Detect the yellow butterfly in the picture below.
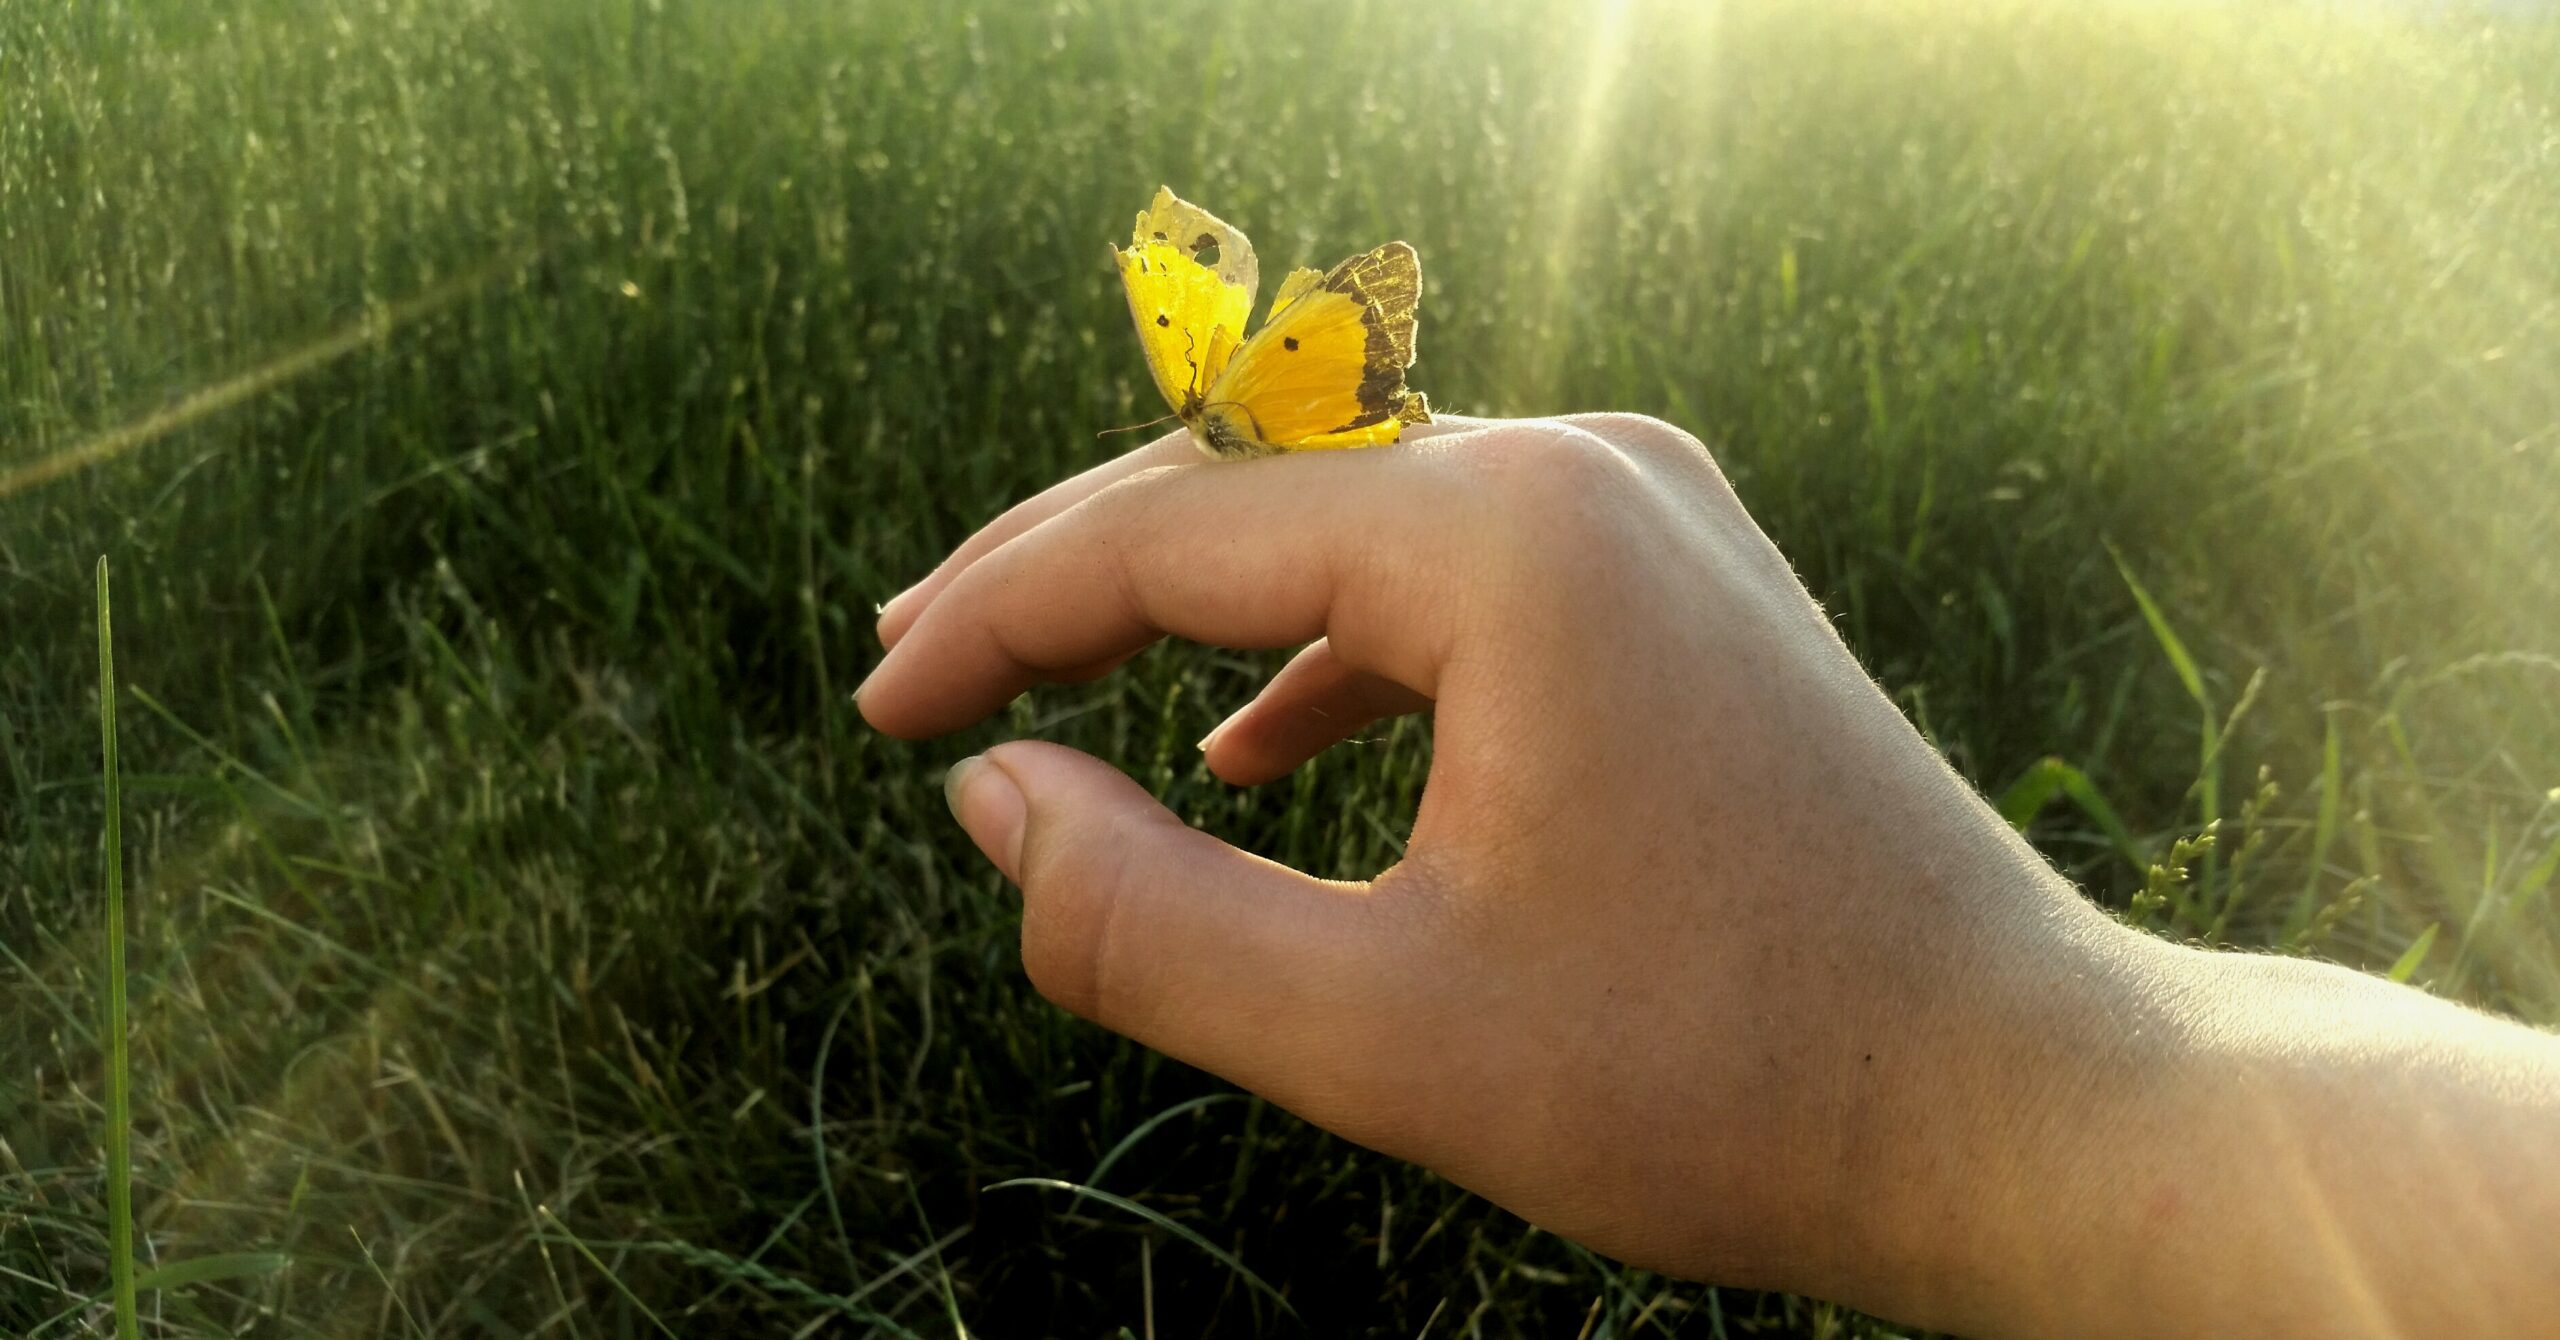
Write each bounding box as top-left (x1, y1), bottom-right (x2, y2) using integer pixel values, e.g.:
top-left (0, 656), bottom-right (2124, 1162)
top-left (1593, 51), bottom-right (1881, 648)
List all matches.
top-left (1111, 187), bottom-right (1430, 460)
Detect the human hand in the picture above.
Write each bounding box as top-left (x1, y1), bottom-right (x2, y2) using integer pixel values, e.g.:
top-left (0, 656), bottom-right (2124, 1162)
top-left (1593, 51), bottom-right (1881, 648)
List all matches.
top-left (860, 414), bottom-right (2128, 1318)
top-left (859, 416), bottom-right (2560, 1337)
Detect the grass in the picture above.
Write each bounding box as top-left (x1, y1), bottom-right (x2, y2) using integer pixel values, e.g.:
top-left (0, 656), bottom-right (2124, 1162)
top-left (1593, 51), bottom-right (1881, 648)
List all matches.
top-left (93, 560), bottom-right (136, 1339)
top-left (2, 0), bottom-right (2557, 1333)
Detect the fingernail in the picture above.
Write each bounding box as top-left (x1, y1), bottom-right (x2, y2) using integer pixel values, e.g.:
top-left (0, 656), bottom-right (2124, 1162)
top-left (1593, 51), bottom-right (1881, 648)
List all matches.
top-left (943, 753), bottom-right (1026, 879)
top-left (876, 583), bottom-right (924, 640)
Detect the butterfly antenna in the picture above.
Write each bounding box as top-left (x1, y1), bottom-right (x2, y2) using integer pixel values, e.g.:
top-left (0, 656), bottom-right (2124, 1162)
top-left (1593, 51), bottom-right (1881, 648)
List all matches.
top-left (1097, 412), bottom-right (1179, 440)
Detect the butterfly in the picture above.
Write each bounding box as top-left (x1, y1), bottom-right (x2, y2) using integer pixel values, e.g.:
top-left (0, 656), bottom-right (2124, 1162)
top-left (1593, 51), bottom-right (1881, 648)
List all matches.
top-left (1111, 187), bottom-right (1429, 460)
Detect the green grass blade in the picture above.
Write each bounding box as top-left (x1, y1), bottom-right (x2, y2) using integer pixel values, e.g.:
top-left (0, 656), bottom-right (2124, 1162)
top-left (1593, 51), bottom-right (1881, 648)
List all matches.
top-left (2110, 548), bottom-right (2208, 711)
top-left (525, 1233), bottom-right (934, 1335)
top-left (2111, 546), bottom-right (2224, 905)
top-left (985, 1178), bottom-right (1297, 1319)
top-left (132, 1252), bottom-right (292, 1292)
top-left (811, 994), bottom-right (861, 1281)
top-left (1994, 760), bottom-right (2068, 831)
top-left (1995, 756), bottom-right (2145, 870)
top-left (2387, 923), bottom-right (2440, 985)
top-left (2283, 714), bottom-right (2346, 943)
top-left (24, 1255), bottom-right (296, 1338)
top-left (536, 1208), bottom-right (680, 1340)
top-left (96, 555), bottom-right (139, 1340)
top-left (2512, 817), bottom-right (2560, 913)
top-left (903, 1181), bottom-right (972, 1338)
top-left (1088, 1093), bottom-right (1247, 1189)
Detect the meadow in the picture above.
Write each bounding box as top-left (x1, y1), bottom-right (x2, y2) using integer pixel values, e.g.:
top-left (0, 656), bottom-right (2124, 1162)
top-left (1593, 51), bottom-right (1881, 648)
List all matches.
top-left (4, 0), bottom-right (2557, 1334)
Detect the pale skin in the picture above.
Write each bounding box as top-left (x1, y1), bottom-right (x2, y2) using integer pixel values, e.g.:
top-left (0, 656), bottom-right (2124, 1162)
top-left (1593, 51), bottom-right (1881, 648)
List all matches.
top-left (858, 414), bottom-right (2560, 1338)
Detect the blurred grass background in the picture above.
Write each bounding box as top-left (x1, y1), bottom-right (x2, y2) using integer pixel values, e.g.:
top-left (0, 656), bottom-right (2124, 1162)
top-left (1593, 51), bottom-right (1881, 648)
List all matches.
top-left (3, 0), bottom-right (2556, 1333)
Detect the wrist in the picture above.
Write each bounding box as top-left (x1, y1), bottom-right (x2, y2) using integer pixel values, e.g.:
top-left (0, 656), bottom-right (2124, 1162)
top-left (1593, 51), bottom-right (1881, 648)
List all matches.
top-left (1852, 918), bottom-right (2560, 1339)
top-left (1815, 864), bottom-right (2196, 1337)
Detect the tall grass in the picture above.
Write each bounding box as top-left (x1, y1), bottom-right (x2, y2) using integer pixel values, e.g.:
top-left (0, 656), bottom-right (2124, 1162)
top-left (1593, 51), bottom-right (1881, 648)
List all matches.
top-left (2, 0), bottom-right (2556, 1334)
top-left (94, 559), bottom-right (136, 1339)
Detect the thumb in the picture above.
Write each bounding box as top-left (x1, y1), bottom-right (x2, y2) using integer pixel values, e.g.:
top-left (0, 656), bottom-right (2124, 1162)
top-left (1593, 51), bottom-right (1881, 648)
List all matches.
top-left (945, 740), bottom-right (1416, 1117)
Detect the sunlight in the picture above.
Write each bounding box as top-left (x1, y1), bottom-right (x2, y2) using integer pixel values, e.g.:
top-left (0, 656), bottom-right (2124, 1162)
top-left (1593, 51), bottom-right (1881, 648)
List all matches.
top-left (8, 0), bottom-right (2557, 1330)
top-left (1504, 0), bottom-right (1652, 408)
top-left (0, 256), bottom-right (522, 501)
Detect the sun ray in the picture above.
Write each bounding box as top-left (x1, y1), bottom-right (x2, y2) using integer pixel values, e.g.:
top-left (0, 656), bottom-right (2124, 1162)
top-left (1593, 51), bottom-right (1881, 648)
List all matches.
top-left (0, 253), bottom-right (528, 501)
top-left (1503, 0), bottom-right (1648, 411)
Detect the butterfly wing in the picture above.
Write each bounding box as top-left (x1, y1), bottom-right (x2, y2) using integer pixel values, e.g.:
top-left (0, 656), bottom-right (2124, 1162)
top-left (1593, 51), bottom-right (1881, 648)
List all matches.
top-left (1265, 266), bottom-right (1325, 321)
top-left (1196, 242), bottom-right (1430, 458)
top-left (1112, 188), bottom-right (1258, 419)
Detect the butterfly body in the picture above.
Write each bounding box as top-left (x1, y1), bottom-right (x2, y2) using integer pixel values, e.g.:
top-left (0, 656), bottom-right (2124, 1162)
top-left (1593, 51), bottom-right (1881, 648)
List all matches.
top-left (1113, 188), bottom-right (1429, 460)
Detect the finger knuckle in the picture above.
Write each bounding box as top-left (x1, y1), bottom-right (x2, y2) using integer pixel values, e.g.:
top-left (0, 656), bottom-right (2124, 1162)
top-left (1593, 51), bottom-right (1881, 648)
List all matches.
top-left (1085, 462), bottom-right (1190, 518)
top-left (1555, 411), bottom-right (1726, 477)
top-left (1462, 419), bottom-right (1643, 510)
top-left (1015, 810), bottom-right (1151, 1022)
top-left (1451, 421), bottom-right (1656, 585)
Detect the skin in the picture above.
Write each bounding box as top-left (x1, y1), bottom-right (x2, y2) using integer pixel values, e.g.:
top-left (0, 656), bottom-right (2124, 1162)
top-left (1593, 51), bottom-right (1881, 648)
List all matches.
top-left (858, 414), bottom-right (2560, 1338)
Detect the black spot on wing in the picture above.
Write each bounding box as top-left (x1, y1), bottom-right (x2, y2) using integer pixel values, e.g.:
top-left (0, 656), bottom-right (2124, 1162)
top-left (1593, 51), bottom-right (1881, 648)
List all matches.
top-left (1283, 337), bottom-right (1299, 351)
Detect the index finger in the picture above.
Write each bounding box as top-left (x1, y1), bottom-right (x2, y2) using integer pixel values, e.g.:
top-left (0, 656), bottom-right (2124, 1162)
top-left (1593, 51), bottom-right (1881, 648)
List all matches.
top-left (875, 427), bottom-right (1201, 647)
top-left (875, 415), bottom-right (1508, 648)
top-left (855, 430), bottom-right (1500, 740)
